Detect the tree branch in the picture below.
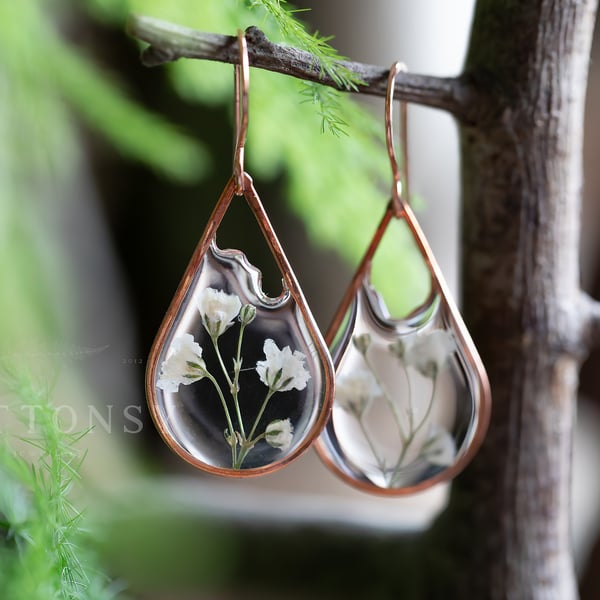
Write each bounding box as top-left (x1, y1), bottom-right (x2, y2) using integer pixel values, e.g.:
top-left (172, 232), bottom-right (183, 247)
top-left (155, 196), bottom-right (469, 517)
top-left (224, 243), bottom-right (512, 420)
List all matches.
top-left (126, 14), bottom-right (473, 120)
top-left (580, 292), bottom-right (600, 351)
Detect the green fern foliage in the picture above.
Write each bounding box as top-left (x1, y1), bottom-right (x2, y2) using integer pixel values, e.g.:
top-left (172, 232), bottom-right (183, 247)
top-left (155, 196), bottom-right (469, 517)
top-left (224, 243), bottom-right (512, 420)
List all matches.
top-left (0, 1), bottom-right (207, 184)
top-left (0, 369), bottom-right (121, 600)
top-left (247, 0), bottom-right (362, 89)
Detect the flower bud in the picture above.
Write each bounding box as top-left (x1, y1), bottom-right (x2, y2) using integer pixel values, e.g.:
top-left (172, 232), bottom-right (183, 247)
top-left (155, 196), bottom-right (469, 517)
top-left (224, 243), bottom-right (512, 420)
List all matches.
top-left (239, 304), bottom-right (257, 326)
top-left (389, 339), bottom-right (406, 359)
top-left (224, 429), bottom-right (237, 448)
top-left (352, 333), bottom-right (371, 355)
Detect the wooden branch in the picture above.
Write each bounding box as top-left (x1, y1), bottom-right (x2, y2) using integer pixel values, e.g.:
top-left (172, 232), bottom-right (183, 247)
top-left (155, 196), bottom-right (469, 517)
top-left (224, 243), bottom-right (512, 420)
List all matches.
top-left (126, 14), bottom-right (473, 120)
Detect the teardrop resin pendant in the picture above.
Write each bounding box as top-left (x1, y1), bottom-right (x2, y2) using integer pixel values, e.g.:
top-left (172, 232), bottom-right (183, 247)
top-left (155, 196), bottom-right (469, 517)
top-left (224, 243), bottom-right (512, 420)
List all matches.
top-left (315, 202), bottom-right (491, 494)
top-left (147, 173), bottom-right (334, 477)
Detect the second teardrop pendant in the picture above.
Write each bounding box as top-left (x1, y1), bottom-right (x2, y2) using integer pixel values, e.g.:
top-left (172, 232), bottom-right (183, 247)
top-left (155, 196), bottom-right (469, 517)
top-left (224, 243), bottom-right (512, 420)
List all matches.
top-left (145, 30), bottom-right (333, 477)
top-left (315, 62), bottom-right (491, 495)
top-left (147, 174), bottom-right (334, 476)
top-left (315, 202), bottom-right (491, 494)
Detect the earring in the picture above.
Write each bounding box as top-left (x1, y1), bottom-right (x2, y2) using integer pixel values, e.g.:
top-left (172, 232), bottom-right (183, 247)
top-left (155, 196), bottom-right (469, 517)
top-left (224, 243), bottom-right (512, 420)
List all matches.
top-left (146, 31), bottom-right (334, 477)
top-left (315, 63), bottom-right (491, 495)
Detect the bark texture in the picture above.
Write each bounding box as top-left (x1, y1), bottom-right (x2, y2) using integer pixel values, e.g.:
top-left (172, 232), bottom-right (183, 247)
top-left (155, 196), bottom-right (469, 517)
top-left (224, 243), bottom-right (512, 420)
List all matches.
top-left (433, 1), bottom-right (598, 598)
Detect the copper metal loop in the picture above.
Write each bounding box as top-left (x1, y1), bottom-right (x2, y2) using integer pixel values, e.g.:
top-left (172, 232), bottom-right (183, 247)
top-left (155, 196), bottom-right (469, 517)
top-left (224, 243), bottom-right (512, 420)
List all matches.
top-left (233, 30), bottom-right (249, 195)
top-left (385, 62), bottom-right (410, 217)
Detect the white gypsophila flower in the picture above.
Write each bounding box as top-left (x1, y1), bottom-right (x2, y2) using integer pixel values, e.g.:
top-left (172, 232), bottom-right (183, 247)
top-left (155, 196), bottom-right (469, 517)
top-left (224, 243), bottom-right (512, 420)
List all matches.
top-left (256, 338), bottom-right (311, 393)
top-left (265, 418), bottom-right (294, 451)
top-left (157, 333), bottom-right (207, 393)
top-left (421, 424), bottom-right (456, 467)
top-left (335, 369), bottom-right (381, 418)
top-left (403, 329), bottom-right (454, 378)
top-left (197, 287), bottom-right (242, 338)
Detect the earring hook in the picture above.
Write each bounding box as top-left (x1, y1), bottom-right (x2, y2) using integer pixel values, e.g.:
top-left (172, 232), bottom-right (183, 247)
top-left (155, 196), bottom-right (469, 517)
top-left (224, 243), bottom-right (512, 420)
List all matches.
top-left (385, 62), bottom-right (410, 216)
top-left (234, 29), bottom-right (249, 195)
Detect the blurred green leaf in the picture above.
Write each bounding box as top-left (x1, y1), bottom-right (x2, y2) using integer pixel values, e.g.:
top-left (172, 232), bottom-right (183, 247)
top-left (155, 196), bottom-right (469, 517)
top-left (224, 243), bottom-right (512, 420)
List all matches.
top-left (52, 44), bottom-right (212, 183)
top-left (0, 368), bottom-right (122, 600)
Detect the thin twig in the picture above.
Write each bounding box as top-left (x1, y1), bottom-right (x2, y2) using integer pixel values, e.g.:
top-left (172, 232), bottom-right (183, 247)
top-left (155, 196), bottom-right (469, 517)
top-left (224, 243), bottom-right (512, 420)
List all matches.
top-left (126, 14), bottom-right (473, 120)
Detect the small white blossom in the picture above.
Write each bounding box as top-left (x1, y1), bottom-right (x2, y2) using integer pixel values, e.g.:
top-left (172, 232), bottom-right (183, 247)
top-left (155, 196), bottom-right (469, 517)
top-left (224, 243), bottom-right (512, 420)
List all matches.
top-left (403, 329), bottom-right (454, 378)
top-left (157, 333), bottom-right (207, 393)
top-left (336, 369), bottom-right (381, 417)
top-left (197, 287), bottom-right (242, 338)
top-left (422, 424), bottom-right (456, 467)
top-left (256, 339), bottom-right (310, 393)
top-left (265, 418), bottom-right (294, 451)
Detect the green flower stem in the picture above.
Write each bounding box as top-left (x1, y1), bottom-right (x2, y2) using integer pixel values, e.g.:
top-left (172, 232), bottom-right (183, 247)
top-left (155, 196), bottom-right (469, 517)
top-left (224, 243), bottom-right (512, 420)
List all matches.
top-left (231, 322), bottom-right (248, 438)
top-left (210, 334), bottom-right (235, 392)
top-left (389, 376), bottom-right (438, 486)
top-left (209, 332), bottom-right (247, 440)
top-left (233, 432), bottom-right (267, 469)
top-left (400, 359), bottom-right (414, 433)
top-left (412, 375), bottom-right (438, 439)
top-left (361, 353), bottom-right (407, 443)
top-left (205, 371), bottom-right (237, 465)
top-left (247, 388), bottom-right (276, 442)
top-left (233, 389), bottom-right (276, 469)
top-left (358, 415), bottom-right (386, 473)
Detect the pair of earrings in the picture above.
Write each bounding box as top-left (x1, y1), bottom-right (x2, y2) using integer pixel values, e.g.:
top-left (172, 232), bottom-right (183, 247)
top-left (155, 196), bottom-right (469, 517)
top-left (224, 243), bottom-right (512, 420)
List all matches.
top-left (145, 32), bottom-right (491, 495)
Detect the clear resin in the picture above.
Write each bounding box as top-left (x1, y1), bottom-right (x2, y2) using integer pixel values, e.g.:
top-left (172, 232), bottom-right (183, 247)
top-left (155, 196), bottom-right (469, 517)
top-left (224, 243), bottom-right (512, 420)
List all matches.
top-left (317, 278), bottom-right (489, 493)
top-left (149, 241), bottom-right (331, 473)
top-left (147, 173), bottom-right (333, 477)
top-left (316, 67), bottom-right (491, 493)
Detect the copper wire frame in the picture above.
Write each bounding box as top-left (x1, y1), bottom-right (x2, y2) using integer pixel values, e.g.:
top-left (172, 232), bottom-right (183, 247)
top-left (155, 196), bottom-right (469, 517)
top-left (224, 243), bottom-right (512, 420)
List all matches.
top-left (314, 62), bottom-right (492, 496)
top-left (233, 31), bottom-right (249, 195)
top-left (145, 31), bottom-right (334, 478)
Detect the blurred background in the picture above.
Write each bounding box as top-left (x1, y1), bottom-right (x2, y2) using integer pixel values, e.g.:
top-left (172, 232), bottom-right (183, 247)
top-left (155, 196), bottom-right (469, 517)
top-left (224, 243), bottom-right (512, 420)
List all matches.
top-left (1, 1), bottom-right (600, 598)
